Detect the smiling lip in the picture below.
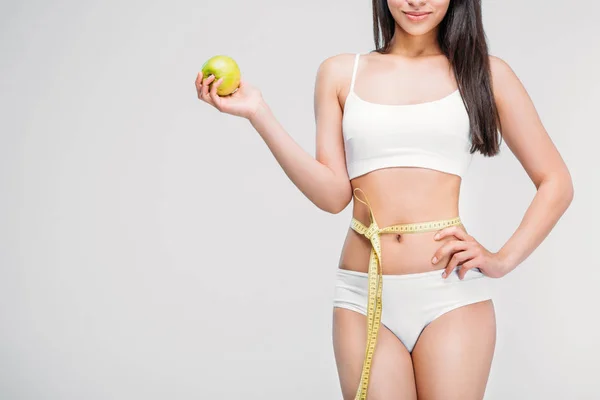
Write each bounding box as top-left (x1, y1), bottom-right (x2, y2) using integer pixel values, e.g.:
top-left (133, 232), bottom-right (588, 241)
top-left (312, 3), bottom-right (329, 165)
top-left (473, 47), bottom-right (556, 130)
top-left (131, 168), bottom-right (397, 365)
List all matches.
top-left (403, 11), bottom-right (431, 21)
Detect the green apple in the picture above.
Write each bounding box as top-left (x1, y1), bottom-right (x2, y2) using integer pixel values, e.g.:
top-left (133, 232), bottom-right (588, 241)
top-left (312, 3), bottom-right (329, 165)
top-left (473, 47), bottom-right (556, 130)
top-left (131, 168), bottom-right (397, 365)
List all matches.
top-left (201, 55), bottom-right (241, 96)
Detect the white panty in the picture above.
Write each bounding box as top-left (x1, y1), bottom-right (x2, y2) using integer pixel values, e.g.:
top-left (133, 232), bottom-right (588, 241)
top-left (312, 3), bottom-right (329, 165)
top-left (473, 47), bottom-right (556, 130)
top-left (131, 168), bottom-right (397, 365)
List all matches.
top-left (332, 266), bottom-right (493, 353)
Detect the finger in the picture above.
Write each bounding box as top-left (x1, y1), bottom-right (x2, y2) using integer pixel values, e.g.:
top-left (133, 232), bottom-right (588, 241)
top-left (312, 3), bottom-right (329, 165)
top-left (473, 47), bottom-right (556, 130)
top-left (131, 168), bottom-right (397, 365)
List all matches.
top-left (458, 259), bottom-right (480, 280)
top-left (434, 225), bottom-right (470, 242)
top-left (443, 249), bottom-right (476, 279)
top-left (202, 74), bottom-right (216, 99)
top-left (209, 77), bottom-right (223, 109)
top-left (201, 74), bottom-right (213, 95)
top-left (432, 239), bottom-right (470, 265)
top-left (202, 73), bottom-right (215, 85)
top-left (196, 73), bottom-right (205, 98)
top-left (195, 71), bottom-right (203, 90)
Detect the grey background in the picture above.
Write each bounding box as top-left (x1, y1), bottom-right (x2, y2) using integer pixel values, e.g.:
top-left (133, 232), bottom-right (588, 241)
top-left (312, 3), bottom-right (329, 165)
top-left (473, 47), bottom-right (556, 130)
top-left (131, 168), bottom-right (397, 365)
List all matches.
top-left (1, 0), bottom-right (598, 399)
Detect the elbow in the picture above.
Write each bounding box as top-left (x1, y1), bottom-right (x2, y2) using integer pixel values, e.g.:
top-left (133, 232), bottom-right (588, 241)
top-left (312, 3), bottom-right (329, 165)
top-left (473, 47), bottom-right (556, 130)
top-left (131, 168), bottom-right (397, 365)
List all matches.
top-left (545, 171), bottom-right (574, 210)
top-left (560, 168), bottom-right (575, 207)
top-left (319, 197), bottom-right (350, 214)
top-left (564, 179), bottom-right (574, 207)
top-left (328, 200), bottom-right (349, 214)
top-left (319, 188), bottom-right (352, 214)
top-left (313, 175), bottom-right (352, 214)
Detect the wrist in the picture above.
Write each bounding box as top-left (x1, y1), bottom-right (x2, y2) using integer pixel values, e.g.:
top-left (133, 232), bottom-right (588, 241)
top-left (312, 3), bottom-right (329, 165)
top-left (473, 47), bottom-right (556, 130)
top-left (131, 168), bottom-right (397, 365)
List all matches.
top-left (495, 249), bottom-right (516, 275)
top-left (248, 100), bottom-right (271, 125)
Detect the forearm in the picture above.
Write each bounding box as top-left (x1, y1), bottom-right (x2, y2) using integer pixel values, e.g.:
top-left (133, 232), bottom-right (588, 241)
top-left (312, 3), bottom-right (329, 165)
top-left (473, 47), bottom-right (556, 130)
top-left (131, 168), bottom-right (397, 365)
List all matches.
top-left (496, 174), bottom-right (574, 273)
top-left (248, 101), bottom-right (350, 213)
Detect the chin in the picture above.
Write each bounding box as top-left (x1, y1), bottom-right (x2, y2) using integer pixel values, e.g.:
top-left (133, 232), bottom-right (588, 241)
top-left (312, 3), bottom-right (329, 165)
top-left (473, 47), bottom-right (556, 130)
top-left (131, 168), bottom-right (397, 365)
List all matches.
top-left (399, 24), bottom-right (437, 36)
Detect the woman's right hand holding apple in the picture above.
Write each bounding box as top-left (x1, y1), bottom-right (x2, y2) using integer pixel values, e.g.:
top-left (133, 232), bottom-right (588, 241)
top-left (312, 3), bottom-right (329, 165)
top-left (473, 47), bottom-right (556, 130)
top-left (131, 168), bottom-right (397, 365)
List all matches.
top-left (195, 71), bottom-right (266, 121)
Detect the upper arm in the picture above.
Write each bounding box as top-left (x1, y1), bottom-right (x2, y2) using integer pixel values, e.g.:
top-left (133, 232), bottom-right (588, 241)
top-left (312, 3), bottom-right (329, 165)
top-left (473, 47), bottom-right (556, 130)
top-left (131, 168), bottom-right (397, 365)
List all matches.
top-left (313, 54), bottom-right (353, 208)
top-left (489, 55), bottom-right (573, 192)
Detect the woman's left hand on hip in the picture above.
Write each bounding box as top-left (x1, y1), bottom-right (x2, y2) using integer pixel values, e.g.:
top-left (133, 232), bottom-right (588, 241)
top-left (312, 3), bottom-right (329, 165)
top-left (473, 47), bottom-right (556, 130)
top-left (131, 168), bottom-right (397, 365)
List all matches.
top-left (431, 225), bottom-right (508, 279)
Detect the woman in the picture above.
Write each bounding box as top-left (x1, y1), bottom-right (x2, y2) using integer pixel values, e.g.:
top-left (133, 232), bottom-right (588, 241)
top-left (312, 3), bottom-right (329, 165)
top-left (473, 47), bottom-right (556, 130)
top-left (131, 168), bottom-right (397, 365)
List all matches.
top-left (195, 0), bottom-right (574, 398)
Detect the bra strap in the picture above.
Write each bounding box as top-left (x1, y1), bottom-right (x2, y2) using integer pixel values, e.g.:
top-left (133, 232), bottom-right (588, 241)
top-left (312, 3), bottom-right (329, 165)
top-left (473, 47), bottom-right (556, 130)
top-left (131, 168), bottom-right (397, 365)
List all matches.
top-left (349, 53), bottom-right (360, 93)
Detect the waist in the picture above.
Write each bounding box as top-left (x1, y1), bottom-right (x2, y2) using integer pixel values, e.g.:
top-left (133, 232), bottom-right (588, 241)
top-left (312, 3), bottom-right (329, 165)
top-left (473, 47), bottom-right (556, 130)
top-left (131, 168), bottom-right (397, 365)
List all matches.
top-left (340, 186), bottom-right (465, 275)
top-left (340, 222), bottom-right (465, 274)
top-left (350, 205), bottom-right (462, 233)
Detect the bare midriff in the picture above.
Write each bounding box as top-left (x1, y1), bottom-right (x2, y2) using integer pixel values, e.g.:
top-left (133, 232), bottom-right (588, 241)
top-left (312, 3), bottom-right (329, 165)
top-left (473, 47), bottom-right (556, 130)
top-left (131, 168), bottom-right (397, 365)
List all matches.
top-left (338, 166), bottom-right (469, 275)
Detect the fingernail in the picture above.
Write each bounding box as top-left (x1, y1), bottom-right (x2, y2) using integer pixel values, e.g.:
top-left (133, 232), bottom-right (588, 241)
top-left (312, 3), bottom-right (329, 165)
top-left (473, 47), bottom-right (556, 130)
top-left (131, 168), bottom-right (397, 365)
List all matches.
top-left (441, 271), bottom-right (446, 278)
top-left (434, 233), bottom-right (440, 240)
top-left (432, 256), bottom-right (438, 264)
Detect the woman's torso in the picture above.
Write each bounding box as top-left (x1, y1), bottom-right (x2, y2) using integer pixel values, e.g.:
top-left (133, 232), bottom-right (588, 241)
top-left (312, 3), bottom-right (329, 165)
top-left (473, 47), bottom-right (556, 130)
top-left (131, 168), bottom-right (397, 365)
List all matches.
top-left (338, 169), bottom-right (467, 274)
top-left (338, 51), bottom-right (472, 275)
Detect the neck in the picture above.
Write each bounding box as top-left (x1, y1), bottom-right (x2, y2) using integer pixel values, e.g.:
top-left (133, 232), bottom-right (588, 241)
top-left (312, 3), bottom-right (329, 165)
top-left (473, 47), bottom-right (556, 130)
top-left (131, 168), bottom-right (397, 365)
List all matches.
top-left (386, 27), bottom-right (442, 58)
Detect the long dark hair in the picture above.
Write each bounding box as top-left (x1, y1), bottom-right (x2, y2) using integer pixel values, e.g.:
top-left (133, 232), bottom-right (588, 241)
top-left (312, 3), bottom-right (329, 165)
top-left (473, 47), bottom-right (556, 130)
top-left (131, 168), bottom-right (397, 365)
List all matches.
top-left (371, 0), bottom-right (502, 156)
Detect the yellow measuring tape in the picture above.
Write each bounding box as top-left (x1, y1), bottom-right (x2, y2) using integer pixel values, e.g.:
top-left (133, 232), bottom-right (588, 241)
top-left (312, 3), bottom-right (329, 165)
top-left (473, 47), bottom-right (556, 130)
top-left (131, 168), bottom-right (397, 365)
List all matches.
top-left (349, 187), bottom-right (463, 400)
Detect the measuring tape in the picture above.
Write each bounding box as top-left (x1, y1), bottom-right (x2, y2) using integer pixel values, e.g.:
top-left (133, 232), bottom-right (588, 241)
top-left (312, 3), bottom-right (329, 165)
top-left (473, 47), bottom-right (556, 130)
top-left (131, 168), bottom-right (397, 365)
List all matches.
top-left (349, 187), bottom-right (463, 400)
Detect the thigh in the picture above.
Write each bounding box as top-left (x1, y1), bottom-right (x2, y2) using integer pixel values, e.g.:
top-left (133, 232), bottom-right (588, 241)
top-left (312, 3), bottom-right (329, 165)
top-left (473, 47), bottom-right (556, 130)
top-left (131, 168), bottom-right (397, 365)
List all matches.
top-left (332, 306), bottom-right (418, 400)
top-left (411, 299), bottom-right (496, 400)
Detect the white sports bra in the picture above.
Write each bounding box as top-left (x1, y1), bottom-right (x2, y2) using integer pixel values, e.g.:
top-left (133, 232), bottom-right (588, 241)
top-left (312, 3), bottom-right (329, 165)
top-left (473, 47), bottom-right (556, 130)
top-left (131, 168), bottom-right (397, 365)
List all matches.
top-left (342, 53), bottom-right (473, 180)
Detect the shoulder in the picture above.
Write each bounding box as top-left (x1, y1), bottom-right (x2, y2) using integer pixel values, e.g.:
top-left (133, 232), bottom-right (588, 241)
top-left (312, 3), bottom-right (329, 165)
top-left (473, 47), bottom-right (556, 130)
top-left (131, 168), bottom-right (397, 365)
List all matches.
top-left (488, 54), bottom-right (522, 101)
top-left (315, 53), bottom-right (359, 91)
top-left (488, 54), bottom-right (515, 80)
top-left (318, 53), bottom-right (357, 72)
